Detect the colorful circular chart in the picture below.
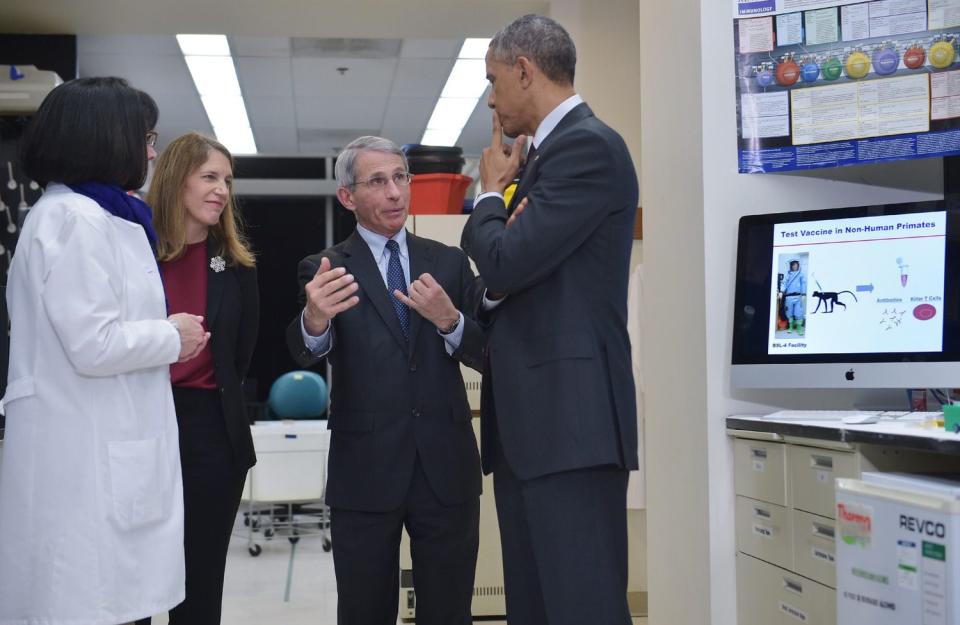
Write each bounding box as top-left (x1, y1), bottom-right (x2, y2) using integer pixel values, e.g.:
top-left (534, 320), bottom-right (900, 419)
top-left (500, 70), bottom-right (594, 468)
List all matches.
top-left (904, 46), bottom-right (926, 69)
top-left (801, 61), bottom-right (820, 82)
top-left (821, 57), bottom-right (842, 80)
top-left (845, 51), bottom-right (871, 78)
top-left (929, 40), bottom-right (956, 68)
top-left (872, 48), bottom-right (899, 75)
top-left (776, 59), bottom-right (801, 86)
top-left (756, 68), bottom-right (775, 87)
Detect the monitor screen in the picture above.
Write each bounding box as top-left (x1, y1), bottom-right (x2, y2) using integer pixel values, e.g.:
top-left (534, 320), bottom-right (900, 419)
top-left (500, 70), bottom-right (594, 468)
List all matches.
top-left (732, 201), bottom-right (960, 388)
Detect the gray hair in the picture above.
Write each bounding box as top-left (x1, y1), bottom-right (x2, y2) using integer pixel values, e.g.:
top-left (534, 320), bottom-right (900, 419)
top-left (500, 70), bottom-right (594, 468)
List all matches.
top-left (488, 14), bottom-right (576, 85)
top-left (335, 135), bottom-right (408, 188)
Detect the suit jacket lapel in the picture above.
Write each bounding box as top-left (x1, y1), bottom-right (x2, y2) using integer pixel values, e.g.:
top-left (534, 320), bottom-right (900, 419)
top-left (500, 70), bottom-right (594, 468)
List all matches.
top-left (405, 232), bottom-right (433, 349)
top-left (342, 230), bottom-right (409, 351)
top-left (509, 102), bottom-right (594, 213)
top-left (206, 236), bottom-right (225, 328)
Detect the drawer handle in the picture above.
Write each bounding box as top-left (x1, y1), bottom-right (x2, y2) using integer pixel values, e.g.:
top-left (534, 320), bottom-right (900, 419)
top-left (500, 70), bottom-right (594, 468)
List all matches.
top-left (754, 506), bottom-right (772, 519)
top-left (783, 578), bottom-right (804, 595)
top-left (751, 447), bottom-right (768, 460)
top-left (813, 523), bottom-right (835, 539)
top-left (811, 455), bottom-right (833, 470)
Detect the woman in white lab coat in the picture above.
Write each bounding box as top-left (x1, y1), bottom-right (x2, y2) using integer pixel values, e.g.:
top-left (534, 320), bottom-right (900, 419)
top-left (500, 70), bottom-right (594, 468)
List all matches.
top-left (0, 77), bottom-right (210, 625)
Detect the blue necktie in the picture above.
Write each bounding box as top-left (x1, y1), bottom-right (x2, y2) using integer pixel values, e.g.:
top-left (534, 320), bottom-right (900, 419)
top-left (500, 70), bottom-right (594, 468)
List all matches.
top-left (386, 239), bottom-right (410, 338)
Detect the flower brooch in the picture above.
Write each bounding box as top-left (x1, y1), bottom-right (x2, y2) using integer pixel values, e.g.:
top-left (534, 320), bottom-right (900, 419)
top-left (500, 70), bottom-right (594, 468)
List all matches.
top-left (210, 256), bottom-right (226, 273)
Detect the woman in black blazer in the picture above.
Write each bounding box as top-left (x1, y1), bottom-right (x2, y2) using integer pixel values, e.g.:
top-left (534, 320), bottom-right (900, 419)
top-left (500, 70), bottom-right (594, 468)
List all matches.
top-left (146, 132), bottom-right (259, 624)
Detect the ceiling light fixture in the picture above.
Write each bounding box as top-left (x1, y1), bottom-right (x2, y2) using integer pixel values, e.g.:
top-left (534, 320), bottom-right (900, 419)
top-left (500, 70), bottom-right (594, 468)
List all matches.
top-left (419, 38), bottom-right (491, 147)
top-left (177, 34), bottom-right (257, 154)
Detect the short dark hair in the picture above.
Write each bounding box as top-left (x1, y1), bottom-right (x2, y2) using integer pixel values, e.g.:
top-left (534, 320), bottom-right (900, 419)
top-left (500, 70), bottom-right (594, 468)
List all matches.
top-left (20, 77), bottom-right (158, 190)
top-left (489, 14), bottom-right (577, 85)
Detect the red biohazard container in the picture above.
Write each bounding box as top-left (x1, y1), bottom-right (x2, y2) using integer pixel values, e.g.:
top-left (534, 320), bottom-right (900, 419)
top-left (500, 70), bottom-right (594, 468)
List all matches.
top-left (409, 173), bottom-right (473, 215)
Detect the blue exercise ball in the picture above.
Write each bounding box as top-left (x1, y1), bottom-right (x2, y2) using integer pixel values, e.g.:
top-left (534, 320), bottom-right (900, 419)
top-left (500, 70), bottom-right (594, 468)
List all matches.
top-left (268, 370), bottom-right (328, 419)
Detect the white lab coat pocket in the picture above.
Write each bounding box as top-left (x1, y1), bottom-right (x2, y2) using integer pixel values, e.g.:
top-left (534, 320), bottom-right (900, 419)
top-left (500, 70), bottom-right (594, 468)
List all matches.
top-left (107, 437), bottom-right (171, 531)
top-left (2, 375), bottom-right (35, 405)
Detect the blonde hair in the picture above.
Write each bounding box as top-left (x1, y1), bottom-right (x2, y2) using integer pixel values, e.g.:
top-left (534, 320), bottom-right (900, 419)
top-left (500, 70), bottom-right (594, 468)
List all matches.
top-left (148, 132), bottom-right (255, 267)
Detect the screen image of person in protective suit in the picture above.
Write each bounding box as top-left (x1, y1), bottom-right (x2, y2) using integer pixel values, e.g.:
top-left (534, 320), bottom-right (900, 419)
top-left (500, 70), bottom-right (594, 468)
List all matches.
top-left (781, 259), bottom-right (806, 335)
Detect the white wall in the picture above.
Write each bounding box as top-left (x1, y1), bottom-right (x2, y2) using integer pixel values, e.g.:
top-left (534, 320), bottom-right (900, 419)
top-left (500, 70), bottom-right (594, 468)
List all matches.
top-left (641, 1), bottom-right (943, 624)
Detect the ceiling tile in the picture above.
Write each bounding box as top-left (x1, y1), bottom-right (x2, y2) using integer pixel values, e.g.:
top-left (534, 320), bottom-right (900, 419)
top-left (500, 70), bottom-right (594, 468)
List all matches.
top-left (230, 36), bottom-right (291, 58)
top-left (380, 126), bottom-right (432, 147)
top-left (237, 57), bottom-right (293, 97)
top-left (79, 53), bottom-right (196, 95)
top-left (389, 58), bottom-right (452, 99)
top-left (400, 39), bottom-right (462, 59)
top-left (245, 96), bottom-right (296, 127)
top-left (249, 125), bottom-right (299, 155)
top-left (291, 57), bottom-right (396, 99)
top-left (78, 34), bottom-right (181, 56)
top-left (381, 97), bottom-right (435, 130)
top-left (292, 38), bottom-right (402, 59)
top-left (294, 95), bottom-right (387, 129)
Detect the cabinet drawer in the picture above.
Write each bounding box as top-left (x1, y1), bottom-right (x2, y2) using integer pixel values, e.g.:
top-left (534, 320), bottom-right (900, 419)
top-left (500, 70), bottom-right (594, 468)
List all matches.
top-left (792, 509), bottom-right (837, 588)
top-left (736, 553), bottom-right (783, 625)
top-left (734, 438), bottom-right (788, 505)
top-left (737, 553), bottom-right (837, 625)
top-left (789, 445), bottom-right (858, 518)
top-left (735, 495), bottom-right (793, 570)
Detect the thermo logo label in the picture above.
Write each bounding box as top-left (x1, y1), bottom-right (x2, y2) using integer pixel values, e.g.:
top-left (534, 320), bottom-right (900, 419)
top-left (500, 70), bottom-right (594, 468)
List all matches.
top-left (838, 501), bottom-right (873, 547)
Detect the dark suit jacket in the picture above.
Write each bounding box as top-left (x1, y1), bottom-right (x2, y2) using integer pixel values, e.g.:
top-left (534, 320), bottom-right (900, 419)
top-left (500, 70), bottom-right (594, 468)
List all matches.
top-left (286, 229), bottom-right (484, 512)
top-left (461, 102), bottom-right (639, 481)
top-left (201, 237), bottom-right (259, 472)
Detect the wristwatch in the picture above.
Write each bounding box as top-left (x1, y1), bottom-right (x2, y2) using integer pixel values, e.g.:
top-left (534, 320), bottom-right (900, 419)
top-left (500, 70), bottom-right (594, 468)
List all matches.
top-left (439, 315), bottom-right (460, 335)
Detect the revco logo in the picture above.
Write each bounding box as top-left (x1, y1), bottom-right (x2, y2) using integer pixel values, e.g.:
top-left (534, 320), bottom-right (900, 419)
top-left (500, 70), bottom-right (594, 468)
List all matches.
top-left (900, 515), bottom-right (946, 538)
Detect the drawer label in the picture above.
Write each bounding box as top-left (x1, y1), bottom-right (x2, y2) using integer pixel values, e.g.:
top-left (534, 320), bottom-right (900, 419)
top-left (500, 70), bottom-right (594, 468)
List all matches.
top-left (753, 460), bottom-right (765, 472)
top-left (812, 546), bottom-right (835, 563)
top-left (779, 601), bottom-right (808, 622)
top-left (753, 523), bottom-right (774, 539)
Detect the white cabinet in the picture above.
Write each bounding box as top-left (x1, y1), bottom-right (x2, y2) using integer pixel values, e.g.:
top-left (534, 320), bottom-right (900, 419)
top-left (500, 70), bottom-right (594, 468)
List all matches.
top-left (241, 420), bottom-right (329, 503)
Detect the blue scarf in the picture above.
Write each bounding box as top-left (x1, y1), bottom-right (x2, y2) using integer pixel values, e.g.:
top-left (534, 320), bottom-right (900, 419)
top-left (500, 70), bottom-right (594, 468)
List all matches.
top-left (67, 182), bottom-right (159, 252)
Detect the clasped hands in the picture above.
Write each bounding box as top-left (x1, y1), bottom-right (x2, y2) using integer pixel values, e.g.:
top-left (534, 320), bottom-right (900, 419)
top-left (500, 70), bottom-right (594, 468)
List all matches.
top-left (303, 257), bottom-right (459, 334)
top-left (168, 313), bottom-right (210, 363)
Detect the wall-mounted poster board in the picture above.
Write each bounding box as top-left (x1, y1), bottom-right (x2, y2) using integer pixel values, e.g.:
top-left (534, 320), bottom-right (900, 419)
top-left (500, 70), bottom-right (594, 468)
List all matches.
top-left (735, 0), bottom-right (960, 172)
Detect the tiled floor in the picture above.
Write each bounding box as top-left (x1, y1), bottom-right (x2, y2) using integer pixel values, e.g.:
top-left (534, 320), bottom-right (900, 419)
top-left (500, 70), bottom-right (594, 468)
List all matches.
top-left (148, 525), bottom-right (647, 624)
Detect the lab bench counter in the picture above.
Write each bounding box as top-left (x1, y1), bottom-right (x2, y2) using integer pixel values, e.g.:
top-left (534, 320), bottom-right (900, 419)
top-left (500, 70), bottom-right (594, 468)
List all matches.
top-left (727, 413), bottom-right (960, 455)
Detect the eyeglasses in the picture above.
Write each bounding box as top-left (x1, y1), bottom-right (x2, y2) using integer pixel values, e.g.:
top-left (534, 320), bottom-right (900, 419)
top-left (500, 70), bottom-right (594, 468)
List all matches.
top-left (352, 172), bottom-right (413, 190)
top-left (146, 131), bottom-right (159, 148)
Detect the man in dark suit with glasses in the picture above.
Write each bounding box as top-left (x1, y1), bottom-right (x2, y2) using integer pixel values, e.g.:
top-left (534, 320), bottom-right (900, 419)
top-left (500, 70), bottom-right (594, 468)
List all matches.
top-left (287, 135), bottom-right (484, 625)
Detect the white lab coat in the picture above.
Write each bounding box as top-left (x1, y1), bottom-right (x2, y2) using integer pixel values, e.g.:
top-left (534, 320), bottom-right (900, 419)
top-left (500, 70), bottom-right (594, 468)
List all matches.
top-left (0, 184), bottom-right (184, 625)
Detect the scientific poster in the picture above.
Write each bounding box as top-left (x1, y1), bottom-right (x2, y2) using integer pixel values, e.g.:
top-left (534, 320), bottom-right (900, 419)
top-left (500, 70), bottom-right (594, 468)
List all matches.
top-left (734, 0), bottom-right (960, 172)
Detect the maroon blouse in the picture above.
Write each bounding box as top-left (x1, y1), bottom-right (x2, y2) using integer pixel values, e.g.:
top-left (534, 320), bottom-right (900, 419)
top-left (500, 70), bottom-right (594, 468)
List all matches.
top-left (162, 241), bottom-right (217, 389)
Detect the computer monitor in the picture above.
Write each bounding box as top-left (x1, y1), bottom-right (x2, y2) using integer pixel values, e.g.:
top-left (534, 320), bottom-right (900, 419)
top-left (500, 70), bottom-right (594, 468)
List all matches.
top-left (732, 201), bottom-right (960, 388)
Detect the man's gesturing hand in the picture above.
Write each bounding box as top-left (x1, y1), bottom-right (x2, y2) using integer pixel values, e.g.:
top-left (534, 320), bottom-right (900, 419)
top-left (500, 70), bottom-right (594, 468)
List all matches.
top-left (303, 256), bottom-right (360, 335)
top-left (394, 273), bottom-right (459, 332)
